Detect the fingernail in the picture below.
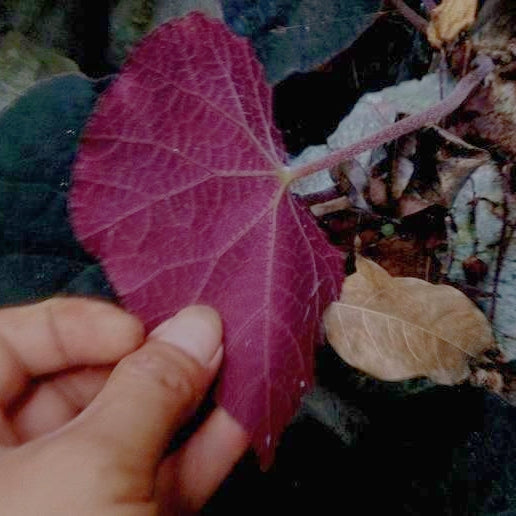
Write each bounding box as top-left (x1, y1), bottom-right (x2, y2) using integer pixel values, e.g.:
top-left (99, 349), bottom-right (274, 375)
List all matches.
top-left (149, 305), bottom-right (223, 367)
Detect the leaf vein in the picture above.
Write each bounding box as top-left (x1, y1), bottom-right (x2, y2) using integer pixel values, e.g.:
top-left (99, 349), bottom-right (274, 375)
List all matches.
top-left (335, 303), bottom-right (476, 357)
top-left (130, 58), bottom-right (281, 169)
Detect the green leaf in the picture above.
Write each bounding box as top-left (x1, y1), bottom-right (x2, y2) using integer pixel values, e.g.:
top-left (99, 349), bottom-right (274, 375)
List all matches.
top-left (0, 74), bottom-right (113, 305)
top-left (224, 0), bottom-right (383, 83)
top-left (108, 0), bottom-right (384, 82)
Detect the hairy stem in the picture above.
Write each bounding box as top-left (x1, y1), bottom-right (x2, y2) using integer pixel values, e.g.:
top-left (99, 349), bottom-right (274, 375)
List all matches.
top-left (290, 56), bottom-right (494, 182)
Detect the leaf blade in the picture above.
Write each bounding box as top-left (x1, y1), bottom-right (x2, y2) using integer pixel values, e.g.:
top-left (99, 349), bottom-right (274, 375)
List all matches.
top-left (324, 256), bottom-right (495, 384)
top-left (70, 12), bottom-right (342, 465)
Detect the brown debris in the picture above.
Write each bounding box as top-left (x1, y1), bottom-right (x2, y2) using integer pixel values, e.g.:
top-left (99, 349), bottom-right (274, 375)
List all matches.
top-left (427, 0), bottom-right (478, 48)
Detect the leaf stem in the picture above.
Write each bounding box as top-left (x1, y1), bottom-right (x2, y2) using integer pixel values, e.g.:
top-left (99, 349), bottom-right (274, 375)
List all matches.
top-left (289, 56), bottom-right (494, 182)
top-left (421, 0), bottom-right (437, 12)
top-left (388, 0), bottom-right (429, 33)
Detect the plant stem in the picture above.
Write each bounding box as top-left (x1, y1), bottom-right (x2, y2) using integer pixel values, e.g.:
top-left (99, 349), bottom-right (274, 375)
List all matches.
top-left (388, 0), bottom-right (429, 33)
top-left (422, 0), bottom-right (437, 12)
top-left (489, 166), bottom-right (515, 322)
top-left (297, 185), bottom-right (342, 206)
top-left (290, 56), bottom-right (494, 182)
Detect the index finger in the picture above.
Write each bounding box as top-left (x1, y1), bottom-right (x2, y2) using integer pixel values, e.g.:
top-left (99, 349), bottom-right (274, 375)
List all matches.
top-left (0, 297), bottom-right (144, 408)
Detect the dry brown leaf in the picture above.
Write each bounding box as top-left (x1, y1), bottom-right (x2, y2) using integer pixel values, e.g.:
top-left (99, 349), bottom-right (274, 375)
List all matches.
top-left (371, 236), bottom-right (438, 280)
top-left (431, 126), bottom-right (490, 205)
top-left (427, 0), bottom-right (478, 48)
top-left (323, 255), bottom-right (495, 384)
top-left (391, 156), bottom-right (415, 200)
top-left (395, 127), bottom-right (488, 217)
top-left (398, 193), bottom-right (434, 218)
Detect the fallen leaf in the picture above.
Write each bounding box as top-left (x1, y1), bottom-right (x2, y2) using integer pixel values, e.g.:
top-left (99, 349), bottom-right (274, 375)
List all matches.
top-left (397, 127), bottom-right (489, 217)
top-left (446, 162), bottom-right (516, 361)
top-left (445, 0), bottom-right (516, 167)
top-left (70, 12), bottom-right (342, 467)
top-left (367, 169), bottom-right (389, 208)
top-left (398, 192), bottom-right (435, 217)
top-left (290, 71), bottom-right (455, 211)
top-left (391, 156), bottom-right (415, 200)
top-left (427, 0), bottom-right (478, 48)
top-left (367, 234), bottom-right (440, 280)
top-left (324, 255), bottom-right (495, 384)
top-left (428, 126), bottom-right (490, 206)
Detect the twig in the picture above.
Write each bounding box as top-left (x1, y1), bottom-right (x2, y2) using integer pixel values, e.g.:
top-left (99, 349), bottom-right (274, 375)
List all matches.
top-left (422, 0), bottom-right (437, 12)
top-left (297, 185), bottom-right (342, 206)
top-left (290, 56), bottom-right (495, 181)
top-left (489, 165), bottom-right (516, 322)
top-left (388, 0), bottom-right (429, 33)
top-left (439, 50), bottom-right (446, 100)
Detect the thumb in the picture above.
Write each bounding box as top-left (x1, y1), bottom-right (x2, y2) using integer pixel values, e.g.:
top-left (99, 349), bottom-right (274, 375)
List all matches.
top-left (69, 305), bottom-right (223, 471)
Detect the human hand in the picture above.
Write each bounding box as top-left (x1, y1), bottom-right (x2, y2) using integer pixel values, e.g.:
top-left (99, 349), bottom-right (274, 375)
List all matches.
top-left (0, 298), bottom-right (249, 515)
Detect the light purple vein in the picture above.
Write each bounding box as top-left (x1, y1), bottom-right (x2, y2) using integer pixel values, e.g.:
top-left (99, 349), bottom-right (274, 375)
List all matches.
top-left (129, 58), bottom-right (281, 169)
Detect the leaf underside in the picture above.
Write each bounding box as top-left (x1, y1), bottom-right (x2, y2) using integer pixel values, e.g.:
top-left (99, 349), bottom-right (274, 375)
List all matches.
top-left (70, 12), bottom-right (342, 466)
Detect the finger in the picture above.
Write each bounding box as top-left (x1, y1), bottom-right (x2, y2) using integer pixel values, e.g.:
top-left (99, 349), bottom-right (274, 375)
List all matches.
top-left (0, 297), bottom-right (143, 408)
top-left (10, 367), bottom-right (112, 443)
top-left (156, 407), bottom-right (250, 513)
top-left (67, 305), bottom-right (223, 474)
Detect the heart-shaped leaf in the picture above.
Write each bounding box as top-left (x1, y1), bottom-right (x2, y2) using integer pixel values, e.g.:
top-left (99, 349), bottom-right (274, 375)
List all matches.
top-left (70, 12), bottom-right (343, 465)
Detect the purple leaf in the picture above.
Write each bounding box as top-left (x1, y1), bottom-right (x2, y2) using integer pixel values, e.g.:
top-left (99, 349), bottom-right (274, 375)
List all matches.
top-left (70, 12), bottom-right (342, 466)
